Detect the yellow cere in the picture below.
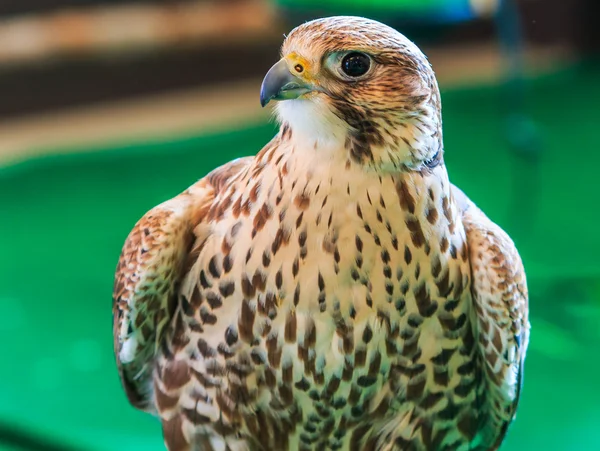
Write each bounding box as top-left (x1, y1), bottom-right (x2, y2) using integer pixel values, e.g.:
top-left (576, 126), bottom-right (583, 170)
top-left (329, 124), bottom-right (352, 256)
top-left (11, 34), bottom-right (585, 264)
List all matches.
top-left (285, 52), bottom-right (317, 83)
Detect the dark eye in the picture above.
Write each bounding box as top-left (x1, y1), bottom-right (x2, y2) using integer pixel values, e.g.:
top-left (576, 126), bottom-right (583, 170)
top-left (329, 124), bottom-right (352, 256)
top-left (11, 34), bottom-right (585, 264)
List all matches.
top-left (341, 52), bottom-right (371, 78)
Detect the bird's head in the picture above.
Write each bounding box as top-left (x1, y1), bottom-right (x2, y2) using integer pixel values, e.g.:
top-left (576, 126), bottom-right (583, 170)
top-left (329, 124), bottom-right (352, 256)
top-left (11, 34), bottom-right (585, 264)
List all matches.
top-left (261, 16), bottom-right (443, 172)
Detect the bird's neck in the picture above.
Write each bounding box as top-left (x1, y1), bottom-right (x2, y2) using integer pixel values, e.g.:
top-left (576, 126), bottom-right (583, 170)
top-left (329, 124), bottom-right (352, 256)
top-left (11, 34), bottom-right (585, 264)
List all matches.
top-left (245, 129), bottom-right (461, 281)
top-left (253, 126), bottom-right (452, 210)
top-left (274, 98), bottom-right (443, 172)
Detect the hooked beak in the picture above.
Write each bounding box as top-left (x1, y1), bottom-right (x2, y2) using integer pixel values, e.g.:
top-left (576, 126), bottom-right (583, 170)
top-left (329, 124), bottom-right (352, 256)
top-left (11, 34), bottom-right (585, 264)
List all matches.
top-left (260, 58), bottom-right (313, 107)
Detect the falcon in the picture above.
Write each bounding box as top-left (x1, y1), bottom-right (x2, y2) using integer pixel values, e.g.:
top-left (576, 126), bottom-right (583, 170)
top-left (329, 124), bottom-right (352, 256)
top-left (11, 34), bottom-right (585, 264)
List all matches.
top-left (113, 16), bottom-right (529, 451)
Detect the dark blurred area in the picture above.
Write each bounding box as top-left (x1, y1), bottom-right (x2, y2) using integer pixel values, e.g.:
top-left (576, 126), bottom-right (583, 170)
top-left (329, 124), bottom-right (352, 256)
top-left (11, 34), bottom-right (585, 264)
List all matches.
top-left (0, 1), bottom-right (598, 451)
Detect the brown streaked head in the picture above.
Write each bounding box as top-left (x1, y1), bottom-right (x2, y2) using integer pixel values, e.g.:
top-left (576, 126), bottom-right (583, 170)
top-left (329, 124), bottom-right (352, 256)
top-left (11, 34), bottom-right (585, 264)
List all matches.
top-left (260, 16), bottom-right (444, 172)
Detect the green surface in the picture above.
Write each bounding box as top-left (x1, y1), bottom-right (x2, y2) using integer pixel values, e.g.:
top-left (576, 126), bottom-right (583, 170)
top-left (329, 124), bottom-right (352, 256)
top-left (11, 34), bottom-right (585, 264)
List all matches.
top-left (1, 63), bottom-right (599, 450)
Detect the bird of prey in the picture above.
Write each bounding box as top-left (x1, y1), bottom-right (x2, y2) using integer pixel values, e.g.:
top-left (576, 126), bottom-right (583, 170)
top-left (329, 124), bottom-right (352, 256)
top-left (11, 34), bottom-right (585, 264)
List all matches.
top-left (113, 16), bottom-right (529, 451)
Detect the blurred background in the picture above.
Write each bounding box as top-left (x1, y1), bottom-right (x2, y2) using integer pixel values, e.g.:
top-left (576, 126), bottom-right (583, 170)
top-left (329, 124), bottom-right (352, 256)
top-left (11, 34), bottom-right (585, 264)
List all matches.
top-left (0, 0), bottom-right (598, 450)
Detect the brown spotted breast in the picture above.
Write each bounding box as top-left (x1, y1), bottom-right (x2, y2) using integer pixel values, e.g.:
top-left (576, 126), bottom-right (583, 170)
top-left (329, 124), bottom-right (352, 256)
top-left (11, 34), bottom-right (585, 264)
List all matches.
top-left (151, 136), bottom-right (480, 451)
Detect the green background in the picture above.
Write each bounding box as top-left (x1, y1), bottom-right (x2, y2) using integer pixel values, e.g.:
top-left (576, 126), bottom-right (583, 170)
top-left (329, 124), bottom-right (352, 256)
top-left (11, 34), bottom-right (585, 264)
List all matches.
top-left (1, 64), bottom-right (599, 450)
top-left (275, 0), bottom-right (476, 22)
top-left (276, 0), bottom-right (467, 11)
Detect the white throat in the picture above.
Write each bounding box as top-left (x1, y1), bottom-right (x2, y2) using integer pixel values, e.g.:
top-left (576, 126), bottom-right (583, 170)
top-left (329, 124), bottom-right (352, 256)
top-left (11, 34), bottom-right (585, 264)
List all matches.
top-left (276, 98), bottom-right (349, 152)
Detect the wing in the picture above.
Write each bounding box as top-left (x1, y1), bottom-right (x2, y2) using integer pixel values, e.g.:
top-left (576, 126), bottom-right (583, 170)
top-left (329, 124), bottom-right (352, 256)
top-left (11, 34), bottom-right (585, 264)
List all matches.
top-left (112, 157), bottom-right (252, 411)
top-left (452, 185), bottom-right (530, 449)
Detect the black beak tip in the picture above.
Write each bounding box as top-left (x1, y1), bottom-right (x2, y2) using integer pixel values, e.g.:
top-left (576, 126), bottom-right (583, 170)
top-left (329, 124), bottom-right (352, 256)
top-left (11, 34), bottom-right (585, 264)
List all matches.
top-left (260, 58), bottom-right (291, 108)
top-left (259, 87), bottom-right (270, 108)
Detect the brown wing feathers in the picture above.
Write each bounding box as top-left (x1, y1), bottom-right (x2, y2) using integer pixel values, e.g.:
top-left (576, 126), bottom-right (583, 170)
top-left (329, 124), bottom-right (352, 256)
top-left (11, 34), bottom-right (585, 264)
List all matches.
top-left (112, 158), bottom-right (252, 410)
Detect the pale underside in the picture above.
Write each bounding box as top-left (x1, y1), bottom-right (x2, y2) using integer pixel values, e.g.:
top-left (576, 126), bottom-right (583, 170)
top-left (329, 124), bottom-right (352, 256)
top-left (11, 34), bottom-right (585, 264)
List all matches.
top-left (113, 132), bottom-right (529, 451)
